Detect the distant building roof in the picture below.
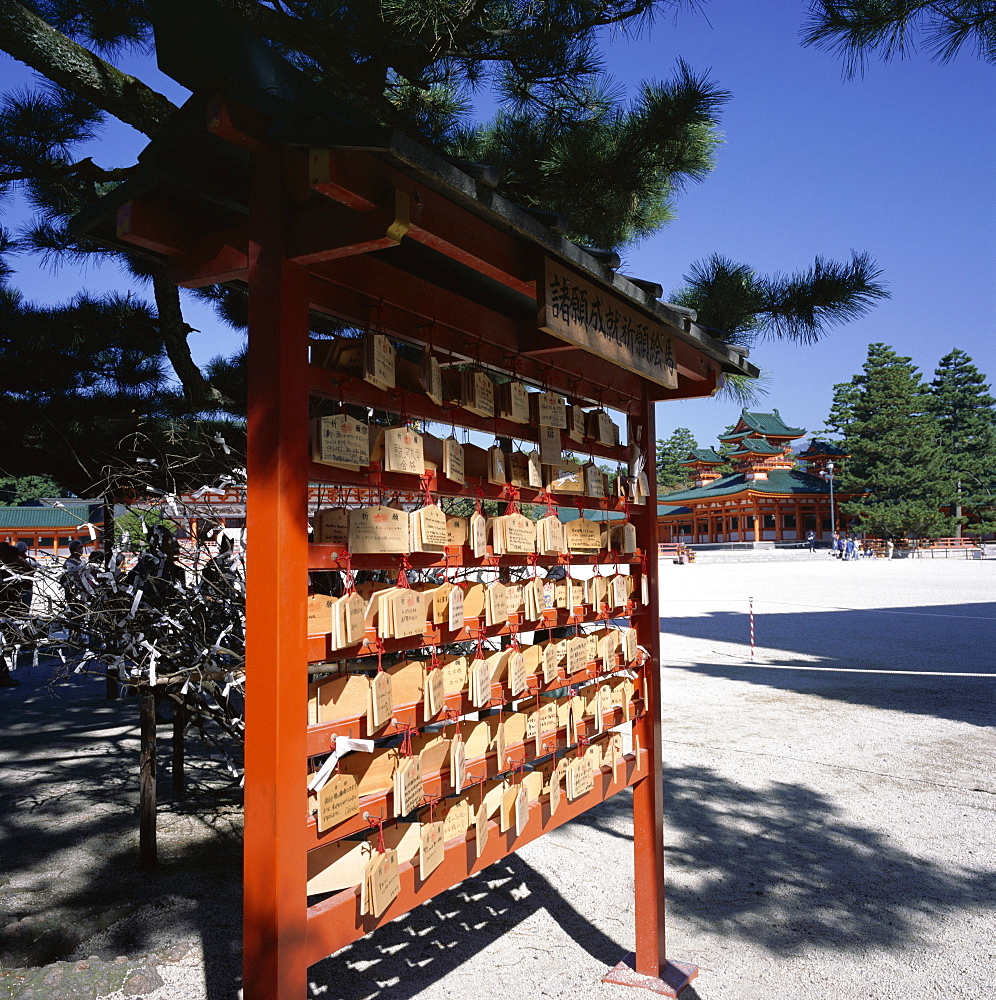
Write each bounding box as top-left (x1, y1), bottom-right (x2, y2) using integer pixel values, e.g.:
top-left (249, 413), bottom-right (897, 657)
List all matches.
top-left (658, 469), bottom-right (834, 506)
top-left (0, 503), bottom-right (98, 530)
top-left (719, 409), bottom-right (806, 441)
top-left (679, 448), bottom-right (724, 466)
top-left (728, 436), bottom-right (790, 457)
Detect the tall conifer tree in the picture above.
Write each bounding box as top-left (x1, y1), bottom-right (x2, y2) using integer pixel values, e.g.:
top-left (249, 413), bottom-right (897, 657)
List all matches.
top-left (839, 343), bottom-right (953, 539)
top-left (929, 349), bottom-right (996, 536)
top-left (656, 427), bottom-right (698, 492)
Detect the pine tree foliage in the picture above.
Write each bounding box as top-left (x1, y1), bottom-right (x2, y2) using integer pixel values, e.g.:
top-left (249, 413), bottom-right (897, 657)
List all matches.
top-left (802, 1), bottom-right (996, 77)
top-left (656, 426), bottom-right (698, 492)
top-left (839, 342), bottom-right (954, 538)
top-left (929, 348), bottom-right (996, 534)
top-left (822, 378), bottom-right (862, 442)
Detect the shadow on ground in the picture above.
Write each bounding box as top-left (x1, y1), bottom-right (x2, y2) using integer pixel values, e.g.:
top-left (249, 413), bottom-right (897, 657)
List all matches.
top-left (660, 602), bottom-right (996, 727)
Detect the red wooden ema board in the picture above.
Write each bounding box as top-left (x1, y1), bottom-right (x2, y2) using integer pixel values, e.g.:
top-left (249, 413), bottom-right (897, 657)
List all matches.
top-left (74, 79), bottom-right (755, 999)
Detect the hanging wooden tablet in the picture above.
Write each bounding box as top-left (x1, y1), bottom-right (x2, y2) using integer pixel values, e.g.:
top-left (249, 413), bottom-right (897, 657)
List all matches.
top-left (431, 584), bottom-right (450, 626)
top-left (348, 506), bottom-right (409, 554)
top-left (566, 635), bottom-right (588, 676)
top-left (587, 575), bottom-right (608, 611)
top-left (565, 516), bottom-right (601, 554)
top-left (547, 460), bottom-right (583, 494)
top-left (542, 580), bottom-right (556, 611)
top-left (410, 504), bottom-right (448, 553)
top-left (549, 767), bottom-right (562, 816)
top-left (505, 583), bottom-right (523, 615)
top-left (523, 577), bottom-right (544, 621)
top-left (508, 651), bottom-right (527, 697)
top-left (542, 642), bottom-right (561, 685)
top-left (449, 736), bottom-right (466, 793)
top-left (307, 594), bottom-right (338, 635)
top-left (536, 514), bottom-right (567, 555)
top-left (583, 462), bottom-right (606, 498)
top-left (363, 334), bottom-right (396, 391)
top-left (316, 773), bottom-right (360, 834)
top-left (538, 424), bottom-right (562, 466)
top-left (585, 409), bottom-right (617, 447)
top-left (441, 798), bottom-right (470, 842)
top-left (514, 785), bottom-right (530, 837)
top-left (314, 507), bottom-right (349, 545)
top-left (447, 584), bottom-right (465, 632)
top-left (445, 515), bottom-right (469, 547)
top-left (469, 657), bottom-right (490, 708)
top-left (566, 405), bottom-right (586, 444)
top-left (487, 515), bottom-right (506, 555)
top-left (312, 414), bottom-right (370, 470)
top-left (498, 380), bottom-right (531, 423)
top-left (419, 819), bottom-right (445, 877)
top-left (394, 756), bottom-right (424, 816)
top-left (384, 426), bottom-right (425, 476)
top-left (368, 670), bottom-right (394, 732)
top-left (611, 574), bottom-right (628, 608)
top-left (503, 513), bottom-right (536, 554)
top-left (442, 654), bottom-right (468, 695)
top-left (487, 445), bottom-right (507, 485)
top-left (424, 664), bottom-right (445, 718)
top-left (568, 577), bottom-right (585, 609)
top-left (494, 720), bottom-right (506, 770)
top-left (462, 581), bottom-right (487, 620)
top-left (391, 589), bottom-right (426, 640)
top-left (421, 350), bottom-right (443, 406)
top-left (484, 582), bottom-right (508, 627)
top-left (368, 849), bottom-right (400, 918)
top-left (442, 436), bottom-right (465, 485)
top-left (334, 592), bottom-right (367, 649)
top-left (641, 572), bottom-right (649, 605)
top-left (567, 755), bottom-right (595, 800)
top-left (461, 370), bottom-right (495, 418)
top-left (470, 512), bottom-right (487, 558)
top-left (508, 451), bottom-right (530, 488)
top-left (532, 391), bottom-right (568, 429)
top-left (527, 449), bottom-right (544, 488)
top-left (475, 802), bottom-right (489, 858)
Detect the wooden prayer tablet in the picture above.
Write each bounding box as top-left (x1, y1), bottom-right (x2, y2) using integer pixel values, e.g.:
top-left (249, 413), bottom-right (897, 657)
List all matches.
top-left (564, 515), bottom-right (602, 553)
top-left (314, 506), bottom-right (348, 545)
top-left (484, 582), bottom-right (509, 627)
top-left (307, 594), bottom-right (338, 635)
top-left (582, 462), bottom-right (606, 498)
top-left (461, 370), bottom-right (495, 418)
top-left (462, 442), bottom-right (490, 481)
top-left (505, 583), bottom-right (523, 614)
top-left (547, 460), bottom-right (584, 494)
top-left (348, 505), bottom-right (409, 554)
top-left (522, 577), bottom-right (544, 621)
top-left (531, 391), bottom-right (568, 429)
top-left (470, 512), bottom-right (487, 558)
top-left (566, 404), bottom-right (586, 444)
top-left (445, 515), bottom-right (469, 547)
top-left (487, 445), bottom-right (507, 485)
top-left (316, 670), bottom-right (370, 725)
top-left (508, 451), bottom-right (531, 488)
top-left (536, 514), bottom-right (567, 555)
top-left (393, 755), bottom-right (425, 817)
top-left (503, 513), bottom-right (537, 554)
top-left (368, 670), bottom-right (394, 732)
top-left (424, 663), bottom-right (445, 718)
top-left (317, 773), bottom-right (359, 833)
top-left (363, 333), bottom-right (396, 392)
top-left (332, 592), bottom-right (366, 649)
top-left (604, 522), bottom-right (637, 554)
top-left (312, 414), bottom-right (370, 470)
top-left (441, 655), bottom-right (468, 696)
top-left (442, 436), bottom-right (466, 485)
top-left (441, 798), bottom-right (471, 841)
top-left (462, 581), bottom-right (487, 620)
top-left (527, 449), bottom-right (544, 487)
top-left (421, 350), bottom-right (444, 406)
top-left (585, 409), bottom-right (618, 447)
top-left (383, 426), bottom-right (425, 476)
top-left (498, 380), bottom-right (531, 423)
top-left (386, 658), bottom-right (425, 706)
top-left (419, 819), bottom-right (445, 877)
top-left (367, 848), bottom-right (401, 918)
top-left (537, 424), bottom-right (562, 466)
top-left (410, 504), bottom-right (448, 553)
top-left (447, 583), bottom-right (465, 631)
top-left (624, 627), bottom-right (639, 664)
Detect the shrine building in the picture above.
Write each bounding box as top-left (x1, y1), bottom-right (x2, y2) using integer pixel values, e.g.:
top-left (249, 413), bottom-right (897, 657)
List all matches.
top-left (0, 500), bottom-right (102, 557)
top-left (657, 410), bottom-right (850, 545)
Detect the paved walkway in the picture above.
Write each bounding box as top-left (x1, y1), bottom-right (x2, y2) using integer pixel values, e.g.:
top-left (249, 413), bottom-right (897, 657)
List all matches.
top-left (1, 559), bottom-right (993, 999)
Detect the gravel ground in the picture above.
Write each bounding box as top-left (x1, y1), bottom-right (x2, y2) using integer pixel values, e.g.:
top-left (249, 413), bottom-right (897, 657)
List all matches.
top-left (1, 556), bottom-right (994, 1000)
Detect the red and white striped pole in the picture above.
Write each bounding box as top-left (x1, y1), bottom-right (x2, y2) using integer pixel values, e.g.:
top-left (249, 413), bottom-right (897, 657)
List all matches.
top-left (749, 596), bottom-right (755, 660)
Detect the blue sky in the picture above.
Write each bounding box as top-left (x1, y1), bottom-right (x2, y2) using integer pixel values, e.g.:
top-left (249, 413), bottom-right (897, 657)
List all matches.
top-left (1, 1), bottom-right (993, 449)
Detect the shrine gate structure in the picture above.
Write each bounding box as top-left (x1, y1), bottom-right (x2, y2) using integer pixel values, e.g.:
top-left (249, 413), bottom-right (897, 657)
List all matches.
top-left (73, 8), bottom-right (758, 998)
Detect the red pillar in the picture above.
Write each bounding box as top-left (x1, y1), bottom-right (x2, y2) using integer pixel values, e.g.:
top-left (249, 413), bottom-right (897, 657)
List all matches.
top-left (243, 150), bottom-right (311, 1000)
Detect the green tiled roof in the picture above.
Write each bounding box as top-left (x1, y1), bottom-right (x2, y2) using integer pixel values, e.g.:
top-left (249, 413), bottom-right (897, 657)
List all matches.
top-left (719, 409), bottom-right (805, 441)
top-left (679, 448), bottom-right (723, 465)
top-left (658, 469), bottom-right (832, 505)
top-left (729, 436), bottom-right (788, 457)
top-left (0, 503), bottom-right (97, 529)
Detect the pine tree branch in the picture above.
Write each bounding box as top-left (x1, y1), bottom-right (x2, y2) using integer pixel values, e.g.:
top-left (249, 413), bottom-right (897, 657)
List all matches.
top-left (0, 156), bottom-right (137, 185)
top-left (0, 0), bottom-right (177, 137)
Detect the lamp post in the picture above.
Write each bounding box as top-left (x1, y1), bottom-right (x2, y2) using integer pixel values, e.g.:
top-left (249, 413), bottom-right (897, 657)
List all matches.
top-left (826, 460), bottom-right (836, 538)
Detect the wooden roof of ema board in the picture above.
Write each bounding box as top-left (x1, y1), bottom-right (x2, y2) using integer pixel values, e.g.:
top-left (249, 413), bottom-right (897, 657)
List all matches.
top-left (71, 0), bottom-right (758, 411)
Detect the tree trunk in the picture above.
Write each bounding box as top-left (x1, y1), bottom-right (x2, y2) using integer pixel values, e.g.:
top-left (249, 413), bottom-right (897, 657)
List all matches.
top-left (172, 698), bottom-right (186, 799)
top-left (0, 0), bottom-right (176, 138)
top-left (139, 685), bottom-right (158, 870)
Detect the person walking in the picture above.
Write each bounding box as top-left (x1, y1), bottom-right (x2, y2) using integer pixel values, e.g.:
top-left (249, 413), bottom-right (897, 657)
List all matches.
top-left (845, 535), bottom-right (857, 561)
top-left (806, 529), bottom-right (816, 553)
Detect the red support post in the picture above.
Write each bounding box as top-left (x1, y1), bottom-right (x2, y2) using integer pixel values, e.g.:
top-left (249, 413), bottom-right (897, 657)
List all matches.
top-left (242, 150), bottom-right (311, 1000)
